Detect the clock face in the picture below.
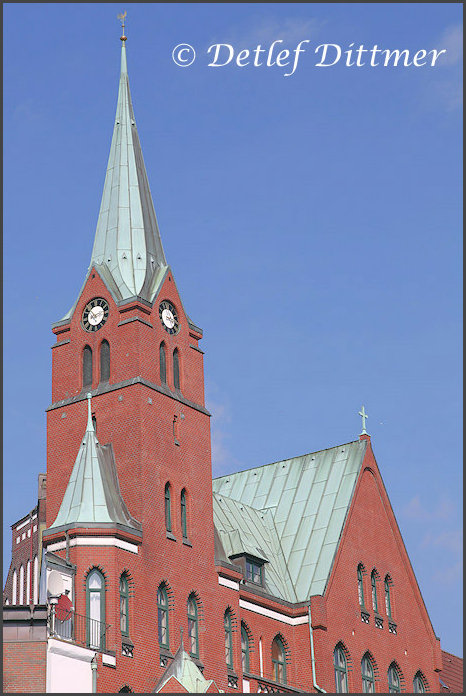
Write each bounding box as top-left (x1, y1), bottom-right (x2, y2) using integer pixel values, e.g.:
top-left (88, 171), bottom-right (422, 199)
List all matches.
top-left (159, 300), bottom-right (179, 335)
top-left (82, 298), bottom-right (109, 332)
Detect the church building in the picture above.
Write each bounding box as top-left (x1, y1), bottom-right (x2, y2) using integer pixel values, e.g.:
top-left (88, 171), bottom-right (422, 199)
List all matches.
top-left (3, 28), bottom-right (462, 694)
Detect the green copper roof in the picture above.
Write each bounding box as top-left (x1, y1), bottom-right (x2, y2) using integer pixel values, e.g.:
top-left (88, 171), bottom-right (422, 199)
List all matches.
top-left (214, 494), bottom-right (298, 602)
top-left (153, 643), bottom-right (216, 693)
top-left (47, 396), bottom-right (141, 534)
top-left (90, 40), bottom-right (167, 302)
top-left (213, 439), bottom-right (367, 601)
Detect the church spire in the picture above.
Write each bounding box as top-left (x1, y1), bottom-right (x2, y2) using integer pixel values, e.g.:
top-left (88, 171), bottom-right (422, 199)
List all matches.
top-left (89, 31), bottom-right (167, 302)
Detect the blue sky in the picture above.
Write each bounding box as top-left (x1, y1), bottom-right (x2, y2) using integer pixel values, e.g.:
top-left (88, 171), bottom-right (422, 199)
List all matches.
top-left (4, 3), bottom-right (462, 655)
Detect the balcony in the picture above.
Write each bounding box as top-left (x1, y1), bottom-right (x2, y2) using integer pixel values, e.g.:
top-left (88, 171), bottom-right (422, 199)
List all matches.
top-left (49, 605), bottom-right (114, 654)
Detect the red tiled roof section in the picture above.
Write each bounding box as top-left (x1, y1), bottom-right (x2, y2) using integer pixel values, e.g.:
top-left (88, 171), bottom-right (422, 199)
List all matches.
top-left (440, 650), bottom-right (463, 693)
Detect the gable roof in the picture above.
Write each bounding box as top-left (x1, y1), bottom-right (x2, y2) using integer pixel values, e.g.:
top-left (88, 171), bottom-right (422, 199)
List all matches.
top-left (212, 439), bottom-right (367, 601)
top-left (440, 650), bottom-right (463, 693)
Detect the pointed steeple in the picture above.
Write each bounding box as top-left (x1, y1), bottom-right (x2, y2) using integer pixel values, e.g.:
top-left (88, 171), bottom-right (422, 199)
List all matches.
top-left (90, 35), bottom-right (167, 302)
top-left (46, 394), bottom-right (141, 534)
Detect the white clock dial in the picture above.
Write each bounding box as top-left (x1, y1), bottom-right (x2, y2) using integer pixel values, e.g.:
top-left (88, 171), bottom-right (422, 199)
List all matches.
top-left (88, 306), bottom-right (105, 326)
top-left (161, 308), bottom-right (175, 329)
top-left (159, 300), bottom-right (180, 335)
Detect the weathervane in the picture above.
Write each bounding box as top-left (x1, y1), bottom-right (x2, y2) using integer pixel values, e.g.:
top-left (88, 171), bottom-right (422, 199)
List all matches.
top-left (118, 11), bottom-right (127, 41)
top-left (359, 405), bottom-right (369, 435)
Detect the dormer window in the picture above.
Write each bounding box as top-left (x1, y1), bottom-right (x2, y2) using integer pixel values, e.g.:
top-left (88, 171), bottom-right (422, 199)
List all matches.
top-left (229, 553), bottom-right (267, 588)
top-left (246, 558), bottom-right (263, 585)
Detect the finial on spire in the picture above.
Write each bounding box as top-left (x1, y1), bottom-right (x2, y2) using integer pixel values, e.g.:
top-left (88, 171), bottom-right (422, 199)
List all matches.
top-left (359, 405), bottom-right (369, 435)
top-left (86, 392), bottom-right (94, 432)
top-left (118, 11), bottom-right (127, 41)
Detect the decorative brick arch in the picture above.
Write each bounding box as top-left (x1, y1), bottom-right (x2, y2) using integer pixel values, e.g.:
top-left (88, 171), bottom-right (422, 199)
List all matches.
top-left (362, 650), bottom-right (380, 681)
top-left (224, 605), bottom-right (238, 632)
top-left (187, 589), bottom-right (204, 622)
top-left (120, 568), bottom-right (135, 597)
top-left (414, 669), bottom-right (430, 692)
top-left (82, 564), bottom-right (108, 591)
top-left (158, 579), bottom-right (175, 610)
top-left (272, 632), bottom-right (291, 664)
top-left (388, 660), bottom-right (405, 691)
top-left (241, 620), bottom-right (255, 653)
top-left (334, 640), bottom-right (353, 672)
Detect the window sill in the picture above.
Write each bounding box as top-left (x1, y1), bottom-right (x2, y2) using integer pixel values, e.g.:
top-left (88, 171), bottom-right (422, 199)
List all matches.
top-left (121, 636), bottom-right (134, 658)
top-left (182, 537), bottom-right (192, 547)
top-left (166, 531), bottom-right (177, 542)
top-left (159, 646), bottom-right (173, 668)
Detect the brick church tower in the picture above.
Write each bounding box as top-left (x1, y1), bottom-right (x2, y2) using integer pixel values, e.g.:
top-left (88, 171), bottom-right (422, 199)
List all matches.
top-left (40, 30), bottom-right (229, 694)
top-left (4, 27), bottom-right (461, 696)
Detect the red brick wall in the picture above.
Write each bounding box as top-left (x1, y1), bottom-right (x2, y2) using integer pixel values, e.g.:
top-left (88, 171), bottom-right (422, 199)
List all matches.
top-left (3, 642), bottom-right (46, 693)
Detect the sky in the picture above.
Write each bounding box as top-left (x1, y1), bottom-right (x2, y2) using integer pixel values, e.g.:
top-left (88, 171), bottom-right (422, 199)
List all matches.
top-left (3, 3), bottom-right (462, 656)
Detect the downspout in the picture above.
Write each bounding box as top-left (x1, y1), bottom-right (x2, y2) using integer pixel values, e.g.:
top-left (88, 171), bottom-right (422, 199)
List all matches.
top-left (308, 603), bottom-right (326, 693)
top-left (91, 656), bottom-right (98, 693)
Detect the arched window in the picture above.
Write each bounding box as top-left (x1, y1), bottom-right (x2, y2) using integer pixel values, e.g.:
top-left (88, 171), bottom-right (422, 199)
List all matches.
top-left (100, 340), bottom-right (110, 382)
top-left (12, 569), bottom-right (17, 605)
top-left (181, 489), bottom-right (187, 539)
top-left (86, 569), bottom-right (105, 650)
top-left (157, 584), bottom-right (169, 649)
top-left (385, 575), bottom-right (392, 617)
top-left (173, 349), bottom-right (180, 390)
top-left (241, 623), bottom-right (250, 673)
top-left (361, 654), bottom-right (375, 693)
top-left (272, 636), bottom-right (287, 685)
top-left (19, 565), bottom-right (24, 604)
top-left (334, 644), bottom-right (348, 693)
top-left (159, 343), bottom-right (167, 385)
top-left (33, 556), bottom-right (38, 604)
top-left (413, 672), bottom-right (426, 693)
top-left (187, 594), bottom-right (199, 657)
top-left (371, 570), bottom-right (378, 613)
top-left (224, 610), bottom-right (233, 668)
top-left (388, 663), bottom-right (401, 693)
top-left (119, 574), bottom-right (129, 636)
top-left (92, 415), bottom-right (97, 433)
top-left (26, 560), bottom-right (31, 604)
top-left (83, 346), bottom-right (93, 388)
top-left (164, 483), bottom-right (172, 532)
top-left (357, 564), bottom-right (364, 606)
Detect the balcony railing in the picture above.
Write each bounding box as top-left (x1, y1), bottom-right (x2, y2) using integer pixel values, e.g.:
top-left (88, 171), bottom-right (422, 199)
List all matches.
top-left (49, 605), bottom-right (113, 654)
top-left (244, 672), bottom-right (306, 693)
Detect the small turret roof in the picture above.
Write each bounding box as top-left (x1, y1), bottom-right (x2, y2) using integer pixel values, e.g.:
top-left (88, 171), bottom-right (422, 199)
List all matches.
top-left (47, 395), bottom-right (141, 535)
top-left (153, 642), bottom-right (216, 693)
